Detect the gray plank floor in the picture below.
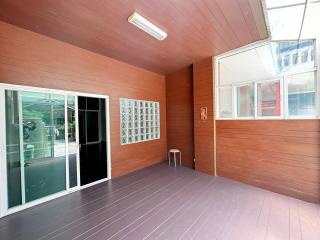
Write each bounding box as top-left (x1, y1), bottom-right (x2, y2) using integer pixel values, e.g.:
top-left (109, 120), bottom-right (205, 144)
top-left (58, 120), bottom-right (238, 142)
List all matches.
top-left (0, 163), bottom-right (319, 240)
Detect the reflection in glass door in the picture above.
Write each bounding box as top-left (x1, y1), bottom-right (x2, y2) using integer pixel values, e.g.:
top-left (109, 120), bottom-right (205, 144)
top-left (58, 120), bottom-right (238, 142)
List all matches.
top-left (5, 91), bottom-right (67, 207)
top-left (4, 90), bottom-right (82, 209)
top-left (2, 86), bottom-right (109, 215)
top-left (22, 92), bottom-right (66, 203)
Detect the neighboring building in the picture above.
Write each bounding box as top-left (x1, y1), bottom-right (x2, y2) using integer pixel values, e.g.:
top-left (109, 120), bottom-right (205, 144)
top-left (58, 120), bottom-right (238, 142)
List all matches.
top-left (274, 40), bottom-right (315, 72)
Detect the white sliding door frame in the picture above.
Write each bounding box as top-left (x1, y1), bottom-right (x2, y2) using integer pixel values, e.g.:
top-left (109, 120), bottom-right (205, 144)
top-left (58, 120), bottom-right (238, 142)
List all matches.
top-left (0, 83), bottom-right (111, 218)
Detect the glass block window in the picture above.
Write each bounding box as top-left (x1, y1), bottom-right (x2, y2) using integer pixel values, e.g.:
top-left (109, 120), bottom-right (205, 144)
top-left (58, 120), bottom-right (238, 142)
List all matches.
top-left (120, 98), bottom-right (160, 144)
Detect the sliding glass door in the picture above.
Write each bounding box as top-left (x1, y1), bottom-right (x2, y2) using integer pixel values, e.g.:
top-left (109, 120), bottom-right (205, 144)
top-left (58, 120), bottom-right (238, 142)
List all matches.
top-left (1, 85), bottom-right (110, 216)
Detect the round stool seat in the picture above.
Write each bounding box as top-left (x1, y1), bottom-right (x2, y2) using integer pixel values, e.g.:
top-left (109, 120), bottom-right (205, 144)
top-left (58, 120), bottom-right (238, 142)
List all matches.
top-left (169, 149), bottom-right (180, 153)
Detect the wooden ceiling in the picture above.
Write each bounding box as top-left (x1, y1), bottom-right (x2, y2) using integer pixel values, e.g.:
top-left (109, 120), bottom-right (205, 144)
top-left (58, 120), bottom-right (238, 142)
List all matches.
top-left (0, 0), bottom-right (268, 74)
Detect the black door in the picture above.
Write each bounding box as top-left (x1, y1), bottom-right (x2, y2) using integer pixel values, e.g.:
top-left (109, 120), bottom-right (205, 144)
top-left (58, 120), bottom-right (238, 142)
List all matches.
top-left (78, 96), bottom-right (108, 186)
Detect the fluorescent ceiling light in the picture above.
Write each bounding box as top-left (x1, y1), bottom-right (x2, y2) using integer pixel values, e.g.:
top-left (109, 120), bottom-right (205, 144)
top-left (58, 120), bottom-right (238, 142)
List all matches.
top-left (128, 12), bottom-right (167, 41)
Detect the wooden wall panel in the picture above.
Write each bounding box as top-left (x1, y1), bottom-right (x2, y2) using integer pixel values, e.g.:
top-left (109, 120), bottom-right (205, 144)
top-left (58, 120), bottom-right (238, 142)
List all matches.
top-left (216, 120), bottom-right (320, 203)
top-left (193, 58), bottom-right (215, 175)
top-left (166, 66), bottom-right (194, 167)
top-left (0, 21), bottom-right (167, 178)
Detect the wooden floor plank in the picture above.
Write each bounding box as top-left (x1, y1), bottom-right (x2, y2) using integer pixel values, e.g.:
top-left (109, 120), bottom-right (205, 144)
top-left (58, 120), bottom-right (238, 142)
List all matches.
top-left (48, 168), bottom-right (195, 240)
top-left (1, 164), bottom-right (176, 240)
top-left (108, 176), bottom-right (216, 240)
top-left (145, 178), bottom-right (222, 240)
top-left (81, 172), bottom-right (203, 240)
top-left (184, 180), bottom-right (249, 240)
top-left (264, 194), bottom-right (290, 240)
top-left (0, 162), bottom-right (166, 229)
top-left (0, 162), bottom-right (319, 240)
top-left (289, 197), bottom-right (302, 240)
top-left (299, 200), bottom-right (320, 240)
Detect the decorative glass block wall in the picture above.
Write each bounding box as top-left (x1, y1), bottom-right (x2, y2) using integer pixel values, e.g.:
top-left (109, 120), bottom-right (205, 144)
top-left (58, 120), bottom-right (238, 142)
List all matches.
top-left (120, 98), bottom-right (160, 144)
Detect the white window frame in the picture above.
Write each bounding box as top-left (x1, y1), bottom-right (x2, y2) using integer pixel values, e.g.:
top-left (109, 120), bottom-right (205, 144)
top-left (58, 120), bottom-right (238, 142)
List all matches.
top-left (216, 85), bottom-right (234, 120)
top-left (214, 38), bottom-right (319, 120)
top-left (233, 82), bottom-right (255, 120)
top-left (285, 70), bottom-right (318, 119)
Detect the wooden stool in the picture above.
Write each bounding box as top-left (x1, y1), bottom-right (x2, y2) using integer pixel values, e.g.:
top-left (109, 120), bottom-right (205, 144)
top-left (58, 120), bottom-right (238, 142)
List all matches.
top-left (168, 149), bottom-right (181, 167)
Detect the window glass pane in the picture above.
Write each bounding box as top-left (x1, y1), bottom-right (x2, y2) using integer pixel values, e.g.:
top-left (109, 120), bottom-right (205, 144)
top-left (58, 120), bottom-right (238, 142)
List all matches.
top-left (21, 92), bottom-right (66, 203)
top-left (257, 81), bottom-right (281, 117)
top-left (236, 85), bottom-right (254, 117)
top-left (87, 111), bottom-right (99, 142)
top-left (78, 96), bottom-right (86, 110)
top-left (218, 87), bottom-right (233, 118)
top-left (272, 40), bottom-right (315, 73)
top-left (5, 90), bottom-right (22, 208)
top-left (87, 97), bottom-right (99, 110)
top-left (292, 53), bottom-right (298, 65)
top-left (288, 72), bottom-right (316, 116)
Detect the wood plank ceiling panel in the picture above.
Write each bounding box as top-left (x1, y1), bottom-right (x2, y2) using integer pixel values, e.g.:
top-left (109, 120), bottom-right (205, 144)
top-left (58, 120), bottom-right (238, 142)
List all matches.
top-left (0, 0), bottom-right (267, 74)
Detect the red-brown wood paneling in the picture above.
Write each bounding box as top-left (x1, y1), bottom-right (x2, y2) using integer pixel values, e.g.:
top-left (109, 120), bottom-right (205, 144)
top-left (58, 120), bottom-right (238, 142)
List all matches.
top-left (0, 0), bottom-right (267, 74)
top-left (193, 58), bottom-right (215, 175)
top-left (216, 120), bottom-right (320, 203)
top-left (0, 21), bottom-right (167, 178)
top-left (166, 66), bottom-right (194, 168)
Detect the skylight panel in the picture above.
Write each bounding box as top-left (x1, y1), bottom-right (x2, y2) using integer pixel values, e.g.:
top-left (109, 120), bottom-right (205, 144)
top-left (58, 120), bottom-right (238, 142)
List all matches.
top-left (267, 5), bottom-right (304, 40)
top-left (266, 0), bottom-right (305, 9)
top-left (300, 2), bottom-right (320, 39)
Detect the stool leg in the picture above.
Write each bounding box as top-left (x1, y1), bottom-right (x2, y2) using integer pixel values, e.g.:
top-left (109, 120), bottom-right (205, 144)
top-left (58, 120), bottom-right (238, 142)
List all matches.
top-left (180, 152), bottom-right (182, 166)
top-left (168, 152), bottom-right (170, 166)
top-left (174, 152), bottom-right (176, 168)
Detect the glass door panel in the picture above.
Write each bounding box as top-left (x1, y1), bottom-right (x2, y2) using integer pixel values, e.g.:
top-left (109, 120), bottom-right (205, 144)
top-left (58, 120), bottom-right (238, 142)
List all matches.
top-left (21, 92), bottom-right (66, 203)
top-left (78, 96), bottom-right (108, 186)
top-left (5, 90), bottom-right (22, 208)
top-left (5, 90), bottom-right (69, 207)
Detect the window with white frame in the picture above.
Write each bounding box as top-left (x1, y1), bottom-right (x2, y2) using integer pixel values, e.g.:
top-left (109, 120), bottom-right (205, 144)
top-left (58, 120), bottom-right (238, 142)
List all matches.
top-left (215, 39), bottom-right (318, 120)
top-left (287, 71), bottom-right (316, 117)
top-left (120, 98), bottom-right (160, 144)
top-left (218, 87), bottom-right (233, 118)
top-left (236, 84), bottom-right (254, 118)
top-left (292, 53), bottom-right (298, 65)
top-left (257, 80), bottom-right (281, 117)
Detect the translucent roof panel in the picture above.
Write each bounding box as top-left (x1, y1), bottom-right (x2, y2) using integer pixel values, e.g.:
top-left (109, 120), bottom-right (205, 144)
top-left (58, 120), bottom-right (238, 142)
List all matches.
top-left (218, 40), bottom-right (314, 86)
top-left (266, 0), bottom-right (305, 9)
top-left (218, 44), bottom-right (277, 85)
top-left (300, 2), bottom-right (320, 39)
top-left (267, 5), bottom-right (305, 40)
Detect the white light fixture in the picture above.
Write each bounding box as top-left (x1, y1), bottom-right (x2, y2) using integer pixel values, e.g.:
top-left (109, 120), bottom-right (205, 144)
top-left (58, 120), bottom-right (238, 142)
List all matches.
top-left (128, 12), bottom-right (167, 41)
